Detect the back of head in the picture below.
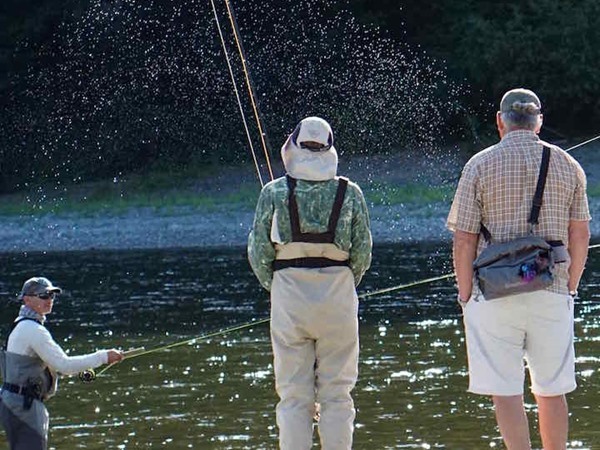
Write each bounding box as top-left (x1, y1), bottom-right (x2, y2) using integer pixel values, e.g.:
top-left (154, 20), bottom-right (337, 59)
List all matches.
top-left (499, 88), bottom-right (542, 131)
top-left (281, 116), bottom-right (338, 181)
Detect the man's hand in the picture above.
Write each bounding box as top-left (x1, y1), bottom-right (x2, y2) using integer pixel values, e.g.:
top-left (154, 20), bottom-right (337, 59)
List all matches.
top-left (107, 349), bottom-right (125, 364)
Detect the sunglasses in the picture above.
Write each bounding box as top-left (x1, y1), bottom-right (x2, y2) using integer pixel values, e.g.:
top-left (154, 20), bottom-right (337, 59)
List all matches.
top-left (33, 292), bottom-right (56, 300)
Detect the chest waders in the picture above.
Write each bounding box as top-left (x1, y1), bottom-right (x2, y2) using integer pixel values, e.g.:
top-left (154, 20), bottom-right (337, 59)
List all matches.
top-left (1, 318), bottom-right (57, 449)
top-left (273, 175), bottom-right (350, 271)
top-left (269, 176), bottom-right (359, 450)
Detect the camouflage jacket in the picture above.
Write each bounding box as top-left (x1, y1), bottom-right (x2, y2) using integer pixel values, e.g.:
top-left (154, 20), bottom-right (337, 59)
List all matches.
top-left (248, 176), bottom-right (372, 291)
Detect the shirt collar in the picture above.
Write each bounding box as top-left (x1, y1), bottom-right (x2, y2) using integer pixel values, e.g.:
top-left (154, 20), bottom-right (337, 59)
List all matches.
top-left (501, 129), bottom-right (540, 144)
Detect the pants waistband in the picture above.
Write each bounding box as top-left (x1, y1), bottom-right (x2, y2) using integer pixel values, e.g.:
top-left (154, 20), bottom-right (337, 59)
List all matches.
top-left (273, 257), bottom-right (349, 271)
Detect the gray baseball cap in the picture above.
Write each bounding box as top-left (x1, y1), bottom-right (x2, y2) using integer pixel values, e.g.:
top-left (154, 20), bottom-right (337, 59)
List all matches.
top-left (500, 88), bottom-right (542, 115)
top-left (17, 277), bottom-right (62, 301)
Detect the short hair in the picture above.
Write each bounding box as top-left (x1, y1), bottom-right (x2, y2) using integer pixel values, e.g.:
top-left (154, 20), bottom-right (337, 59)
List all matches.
top-left (499, 88), bottom-right (542, 131)
top-left (500, 109), bottom-right (542, 131)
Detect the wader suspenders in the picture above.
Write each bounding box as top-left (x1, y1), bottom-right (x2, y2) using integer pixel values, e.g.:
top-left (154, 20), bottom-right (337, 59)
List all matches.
top-left (3, 318), bottom-right (41, 350)
top-left (2, 318), bottom-right (47, 408)
top-left (273, 176), bottom-right (350, 271)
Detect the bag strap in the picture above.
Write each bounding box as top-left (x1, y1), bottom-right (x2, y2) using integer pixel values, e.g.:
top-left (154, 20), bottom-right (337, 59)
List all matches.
top-left (528, 146), bottom-right (551, 226)
top-left (480, 145), bottom-right (551, 243)
top-left (3, 318), bottom-right (42, 350)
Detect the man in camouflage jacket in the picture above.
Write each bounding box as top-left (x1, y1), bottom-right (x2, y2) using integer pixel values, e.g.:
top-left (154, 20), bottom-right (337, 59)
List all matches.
top-left (248, 116), bottom-right (372, 450)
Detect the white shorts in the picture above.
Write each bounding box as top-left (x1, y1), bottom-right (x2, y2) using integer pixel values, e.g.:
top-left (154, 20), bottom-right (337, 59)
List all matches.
top-left (461, 291), bottom-right (576, 396)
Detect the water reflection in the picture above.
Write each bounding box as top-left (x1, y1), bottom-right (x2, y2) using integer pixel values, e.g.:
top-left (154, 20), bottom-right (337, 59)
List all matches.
top-left (0, 244), bottom-right (598, 449)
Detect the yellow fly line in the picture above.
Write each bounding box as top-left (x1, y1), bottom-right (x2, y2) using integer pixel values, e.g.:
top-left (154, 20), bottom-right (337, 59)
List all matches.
top-left (86, 243), bottom-right (599, 380)
top-left (359, 273), bottom-right (455, 299)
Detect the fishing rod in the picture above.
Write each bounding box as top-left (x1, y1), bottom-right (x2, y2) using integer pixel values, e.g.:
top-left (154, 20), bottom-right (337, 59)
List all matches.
top-left (83, 272), bottom-right (458, 381)
top-left (565, 134), bottom-right (600, 153)
top-left (224, 0), bottom-right (275, 181)
top-left (79, 318), bottom-right (270, 382)
top-left (210, 0), bottom-right (265, 187)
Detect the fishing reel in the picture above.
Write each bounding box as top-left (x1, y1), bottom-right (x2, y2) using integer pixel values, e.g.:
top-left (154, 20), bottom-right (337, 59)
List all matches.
top-left (78, 369), bottom-right (97, 383)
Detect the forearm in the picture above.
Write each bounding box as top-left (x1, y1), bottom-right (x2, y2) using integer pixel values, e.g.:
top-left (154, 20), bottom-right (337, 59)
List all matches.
top-left (33, 333), bottom-right (108, 375)
top-left (248, 231), bottom-right (275, 291)
top-left (567, 220), bottom-right (591, 292)
top-left (350, 243), bottom-right (372, 287)
top-left (350, 194), bottom-right (373, 286)
top-left (250, 260), bottom-right (274, 291)
top-left (452, 230), bottom-right (479, 300)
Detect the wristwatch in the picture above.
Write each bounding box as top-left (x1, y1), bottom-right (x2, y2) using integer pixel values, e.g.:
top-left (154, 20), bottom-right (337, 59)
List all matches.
top-left (569, 290), bottom-right (578, 299)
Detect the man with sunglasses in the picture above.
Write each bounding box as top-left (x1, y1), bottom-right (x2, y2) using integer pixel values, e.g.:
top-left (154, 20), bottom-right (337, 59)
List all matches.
top-left (0, 277), bottom-right (124, 449)
top-left (248, 117), bottom-right (372, 449)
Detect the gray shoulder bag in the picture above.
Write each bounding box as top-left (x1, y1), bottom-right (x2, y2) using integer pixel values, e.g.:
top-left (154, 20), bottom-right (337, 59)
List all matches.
top-left (473, 146), bottom-right (554, 300)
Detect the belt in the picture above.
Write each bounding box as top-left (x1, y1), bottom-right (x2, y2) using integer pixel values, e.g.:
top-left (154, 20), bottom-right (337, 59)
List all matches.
top-left (1, 382), bottom-right (43, 402)
top-left (273, 257), bottom-right (350, 271)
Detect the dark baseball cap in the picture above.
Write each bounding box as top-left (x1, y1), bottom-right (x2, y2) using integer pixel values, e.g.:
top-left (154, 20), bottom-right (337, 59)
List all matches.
top-left (18, 277), bottom-right (62, 301)
top-left (500, 88), bottom-right (541, 115)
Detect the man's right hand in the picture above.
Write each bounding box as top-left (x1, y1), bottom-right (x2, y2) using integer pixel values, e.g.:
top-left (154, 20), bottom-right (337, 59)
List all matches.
top-left (107, 349), bottom-right (125, 364)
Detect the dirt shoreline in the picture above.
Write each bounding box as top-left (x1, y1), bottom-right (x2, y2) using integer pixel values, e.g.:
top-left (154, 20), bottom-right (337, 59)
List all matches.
top-left (0, 203), bottom-right (454, 253)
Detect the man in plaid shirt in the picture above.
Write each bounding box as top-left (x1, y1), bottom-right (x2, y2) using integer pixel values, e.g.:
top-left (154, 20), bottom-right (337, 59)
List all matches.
top-left (447, 88), bottom-right (591, 450)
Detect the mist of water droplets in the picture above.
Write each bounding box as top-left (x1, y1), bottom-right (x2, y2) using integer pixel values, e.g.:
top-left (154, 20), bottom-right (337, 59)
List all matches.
top-left (1, 0), bottom-right (471, 201)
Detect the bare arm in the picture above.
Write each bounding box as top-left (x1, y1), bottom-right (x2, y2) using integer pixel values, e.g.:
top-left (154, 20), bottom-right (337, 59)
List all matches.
top-left (452, 230), bottom-right (479, 301)
top-left (567, 220), bottom-right (590, 293)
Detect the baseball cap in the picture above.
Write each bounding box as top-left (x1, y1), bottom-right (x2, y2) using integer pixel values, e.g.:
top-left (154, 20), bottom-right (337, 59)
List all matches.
top-left (291, 117), bottom-right (334, 151)
top-left (500, 88), bottom-right (541, 115)
top-left (18, 277), bottom-right (62, 301)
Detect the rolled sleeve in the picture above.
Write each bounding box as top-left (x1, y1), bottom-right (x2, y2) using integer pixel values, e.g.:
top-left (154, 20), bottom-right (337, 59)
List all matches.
top-left (570, 163), bottom-right (592, 221)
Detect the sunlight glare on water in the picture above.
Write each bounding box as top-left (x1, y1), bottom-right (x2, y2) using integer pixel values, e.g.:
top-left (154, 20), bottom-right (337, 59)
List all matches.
top-left (0, 244), bottom-right (598, 448)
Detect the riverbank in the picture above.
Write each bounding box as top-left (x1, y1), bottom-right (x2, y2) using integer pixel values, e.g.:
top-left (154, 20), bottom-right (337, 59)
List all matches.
top-left (1, 145), bottom-right (598, 253)
top-left (0, 202), bottom-right (456, 253)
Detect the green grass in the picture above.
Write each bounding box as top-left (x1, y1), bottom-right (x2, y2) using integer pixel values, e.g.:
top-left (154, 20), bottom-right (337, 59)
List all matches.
top-left (1, 174), bottom-right (597, 217)
top-left (0, 168), bottom-right (262, 216)
top-left (364, 182), bottom-right (455, 205)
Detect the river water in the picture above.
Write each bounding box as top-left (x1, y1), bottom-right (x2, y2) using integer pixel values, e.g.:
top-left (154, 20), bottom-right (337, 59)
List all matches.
top-left (1, 243), bottom-right (598, 449)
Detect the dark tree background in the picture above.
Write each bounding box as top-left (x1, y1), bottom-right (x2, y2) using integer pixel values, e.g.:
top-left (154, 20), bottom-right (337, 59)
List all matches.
top-left (349, 0), bottom-right (600, 134)
top-left (1, 0), bottom-right (599, 193)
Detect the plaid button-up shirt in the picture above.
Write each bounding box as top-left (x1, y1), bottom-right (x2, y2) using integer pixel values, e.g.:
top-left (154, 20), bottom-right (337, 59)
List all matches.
top-left (447, 130), bottom-right (591, 293)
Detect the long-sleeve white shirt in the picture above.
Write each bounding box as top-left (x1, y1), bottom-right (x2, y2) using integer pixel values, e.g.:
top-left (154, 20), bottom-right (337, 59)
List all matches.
top-left (7, 320), bottom-right (108, 375)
